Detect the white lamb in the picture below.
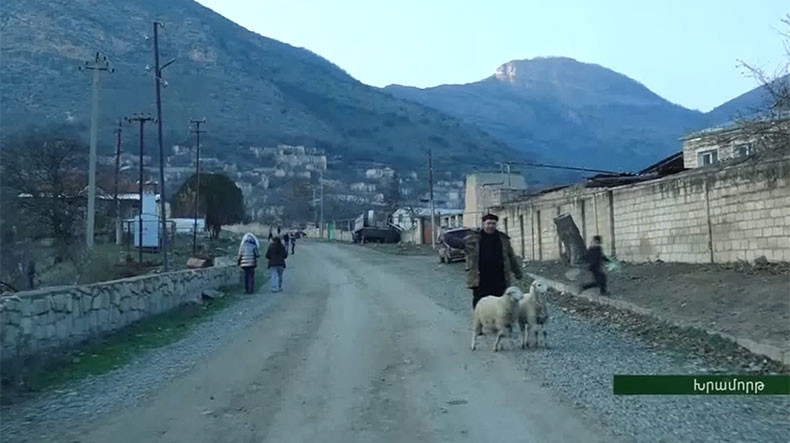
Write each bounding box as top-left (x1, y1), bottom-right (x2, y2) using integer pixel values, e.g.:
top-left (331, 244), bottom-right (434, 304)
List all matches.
top-left (517, 279), bottom-right (549, 349)
top-left (471, 286), bottom-right (524, 352)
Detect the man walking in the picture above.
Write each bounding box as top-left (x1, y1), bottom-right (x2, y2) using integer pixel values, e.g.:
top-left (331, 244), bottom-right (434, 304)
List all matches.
top-left (266, 235), bottom-right (288, 293)
top-left (283, 232), bottom-right (291, 253)
top-left (237, 233), bottom-right (260, 294)
top-left (580, 235), bottom-right (611, 295)
top-left (463, 213), bottom-right (523, 309)
top-left (290, 233), bottom-right (296, 255)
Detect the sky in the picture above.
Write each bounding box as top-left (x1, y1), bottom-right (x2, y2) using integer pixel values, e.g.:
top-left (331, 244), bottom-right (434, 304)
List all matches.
top-left (196, 0), bottom-right (788, 112)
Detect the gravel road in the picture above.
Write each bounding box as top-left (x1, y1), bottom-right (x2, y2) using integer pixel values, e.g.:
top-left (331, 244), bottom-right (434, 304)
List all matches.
top-left (2, 242), bottom-right (788, 442)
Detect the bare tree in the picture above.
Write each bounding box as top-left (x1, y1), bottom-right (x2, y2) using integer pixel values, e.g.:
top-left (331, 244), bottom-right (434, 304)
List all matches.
top-left (730, 14), bottom-right (790, 156)
top-left (1, 132), bottom-right (87, 258)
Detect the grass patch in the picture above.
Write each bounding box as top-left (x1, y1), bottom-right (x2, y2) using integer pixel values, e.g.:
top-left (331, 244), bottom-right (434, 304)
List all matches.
top-left (361, 242), bottom-right (436, 256)
top-left (2, 287), bottom-right (243, 399)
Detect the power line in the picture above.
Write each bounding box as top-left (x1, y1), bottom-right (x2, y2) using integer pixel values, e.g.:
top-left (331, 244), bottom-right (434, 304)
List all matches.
top-left (503, 160), bottom-right (631, 175)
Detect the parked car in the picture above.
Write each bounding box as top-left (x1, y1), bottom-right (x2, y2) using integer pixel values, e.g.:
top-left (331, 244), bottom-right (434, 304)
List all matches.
top-left (437, 227), bottom-right (472, 263)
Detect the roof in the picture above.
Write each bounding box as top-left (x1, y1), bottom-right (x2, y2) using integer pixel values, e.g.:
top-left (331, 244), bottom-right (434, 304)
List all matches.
top-left (681, 113), bottom-right (790, 141)
top-left (638, 151), bottom-right (685, 176)
top-left (394, 207), bottom-right (464, 217)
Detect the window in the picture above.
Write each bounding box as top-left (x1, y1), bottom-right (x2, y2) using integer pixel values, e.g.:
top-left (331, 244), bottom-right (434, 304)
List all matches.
top-left (697, 149), bottom-right (718, 167)
top-left (734, 143), bottom-right (752, 158)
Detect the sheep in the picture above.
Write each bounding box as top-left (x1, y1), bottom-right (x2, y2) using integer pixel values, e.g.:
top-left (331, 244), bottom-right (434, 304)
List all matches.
top-left (471, 286), bottom-right (524, 352)
top-left (517, 279), bottom-right (549, 349)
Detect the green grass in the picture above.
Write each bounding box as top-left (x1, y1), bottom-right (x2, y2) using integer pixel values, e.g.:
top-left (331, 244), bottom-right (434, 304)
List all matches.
top-left (361, 242), bottom-right (436, 256)
top-left (5, 285), bottom-right (244, 396)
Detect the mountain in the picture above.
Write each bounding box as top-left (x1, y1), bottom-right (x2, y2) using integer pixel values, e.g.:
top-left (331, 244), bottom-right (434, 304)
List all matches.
top-left (385, 57), bottom-right (710, 174)
top-left (705, 76), bottom-right (786, 125)
top-left (0, 0), bottom-right (515, 174)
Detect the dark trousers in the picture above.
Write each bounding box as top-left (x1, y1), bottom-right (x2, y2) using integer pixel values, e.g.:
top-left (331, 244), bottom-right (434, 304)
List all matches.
top-left (291, 242), bottom-right (295, 254)
top-left (243, 267), bottom-right (256, 294)
top-left (581, 267), bottom-right (607, 294)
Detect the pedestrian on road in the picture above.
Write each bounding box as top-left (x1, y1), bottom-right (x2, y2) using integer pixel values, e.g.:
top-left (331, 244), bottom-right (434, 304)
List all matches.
top-left (266, 235), bottom-right (288, 293)
top-left (580, 235), bottom-right (611, 295)
top-left (463, 213), bottom-right (523, 309)
top-left (268, 228), bottom-right (273, 241)
top-left (290, 233), bottom-right (296, 255)
top-left (237, 233), bottom-right (260, 294)
top-left (283, 232), bottom-right (291, 252)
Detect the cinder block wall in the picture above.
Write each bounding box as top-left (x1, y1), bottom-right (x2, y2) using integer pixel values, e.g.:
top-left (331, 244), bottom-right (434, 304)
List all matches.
top-left (0, 265), bottom-right (238, 370)
top-left (494, 156), bottom-right (790, 263)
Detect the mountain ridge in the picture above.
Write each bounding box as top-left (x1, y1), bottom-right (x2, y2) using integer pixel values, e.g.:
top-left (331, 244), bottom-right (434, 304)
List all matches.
top-left (0, 0), bottom-right (516, 174)
top-left (384, 56), bottom-right (766, 174)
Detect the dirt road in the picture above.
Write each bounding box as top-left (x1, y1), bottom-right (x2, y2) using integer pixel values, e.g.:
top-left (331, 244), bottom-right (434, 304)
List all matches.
top-left (33, 242), bottom-right (611, 443)
top-left (9, 242), bottom-right (788, 443)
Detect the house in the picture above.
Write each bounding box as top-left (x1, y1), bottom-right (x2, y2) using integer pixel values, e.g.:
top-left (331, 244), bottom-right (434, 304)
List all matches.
top-left (463, 172), bottom-right (527, 227)
top-left (392, 207), bottom-right (464, 244)
top-left (681, 114), bottom-right (789, 168)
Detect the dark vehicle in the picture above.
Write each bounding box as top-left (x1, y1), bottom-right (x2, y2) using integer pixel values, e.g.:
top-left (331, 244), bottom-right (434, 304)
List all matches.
top-left (437, 227), bottom-right (472, 263)
top-left (353, 210), bottom-right (401, 243)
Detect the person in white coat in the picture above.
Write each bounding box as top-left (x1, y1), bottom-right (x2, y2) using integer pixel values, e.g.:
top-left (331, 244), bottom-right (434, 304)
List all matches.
top-left (237, 233), bottom-right (260, 294)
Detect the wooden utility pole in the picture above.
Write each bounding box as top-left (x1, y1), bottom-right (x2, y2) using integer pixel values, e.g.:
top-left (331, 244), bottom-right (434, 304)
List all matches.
top-left (113, 120), bottom-right (123, 245)
top-left (319, 171), bottom-right (324, 239)
top-left (79, 52), bottom-right (112, 248)
top-left (126, 114), bottom-right (154, 263)
top-left (152, 21), bottom-right (175, 271)
top-left (189, 118), bottom-right (206, 255)
top-left (428, 150), bottom-right (435, 249)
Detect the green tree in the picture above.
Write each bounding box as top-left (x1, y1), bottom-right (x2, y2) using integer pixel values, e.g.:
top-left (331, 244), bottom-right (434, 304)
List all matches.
top-left (173, 173), bottom-right (246, 239)
top-left (281, 179), bottom-right (313, 225)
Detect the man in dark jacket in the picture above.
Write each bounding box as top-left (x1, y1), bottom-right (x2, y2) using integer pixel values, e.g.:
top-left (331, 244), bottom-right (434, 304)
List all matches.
top-left (580, 235), bottom-right (610, 295)
top-left (463, 213), bottom-right (523, 309)
top-left (266, 235), bottom-right (288, 293)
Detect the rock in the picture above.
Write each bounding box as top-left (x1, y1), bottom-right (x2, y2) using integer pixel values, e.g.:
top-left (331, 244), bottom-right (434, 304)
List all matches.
top-left (202, 289), bottom-right (225, 300)
top-left (187, 256), bottom-right (214, 269)
top-left (753, 256), bottom-right (768, 267)
top-left (32, 297), bottom-right (50, 315)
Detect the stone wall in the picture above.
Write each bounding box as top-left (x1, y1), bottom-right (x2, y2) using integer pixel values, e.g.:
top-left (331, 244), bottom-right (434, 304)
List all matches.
top-left (0, 265), bottom-right (239, 369)
top-left (493, 156), bottom-right (790, 263)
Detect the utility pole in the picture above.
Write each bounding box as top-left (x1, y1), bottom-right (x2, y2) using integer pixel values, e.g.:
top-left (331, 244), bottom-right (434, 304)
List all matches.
top-left (79, 52), bottom-right (113, 248)
top-left (312, 188), bottom-right (318, 226)
top-left (428, 149), bottom-right (435, 249)
top-left (189, 119), bottom-right (206, 255)
top-left (113, 120), bottom-right (123, 245)
top-left (152, 21), bottom-right (175, 271)
top-left (126, 114), bottom-right (154, 264)
top-left (319, 171), bottom-right (324, 239)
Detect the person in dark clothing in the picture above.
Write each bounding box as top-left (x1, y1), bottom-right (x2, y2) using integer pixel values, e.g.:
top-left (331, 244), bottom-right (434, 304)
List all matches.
top-left (26, 261), bottom-right (36, 290)
top-left (290, 233), bottom-right (296, 254)
top-left (580, 235), bottom-right (611, 295)
top-left (265, 235), bottom-right (288, 293)
top-left (463, 213), bottom-right (522, 309)
top-left (268, 228), bottom-right (273, 241)
top-left (283, 232), bottom-right (291, 252)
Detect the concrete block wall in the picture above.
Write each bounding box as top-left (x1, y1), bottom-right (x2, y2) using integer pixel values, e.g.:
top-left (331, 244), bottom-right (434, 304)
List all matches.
top-left (0, 265), bottom-right (238, 368)
top-left (707, 159), bottom-right (790, 262)
top-left (493, 156), bottom-right (790, 264)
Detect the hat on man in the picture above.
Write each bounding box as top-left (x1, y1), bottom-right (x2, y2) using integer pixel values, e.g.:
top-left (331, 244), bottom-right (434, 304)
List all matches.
top-left (482, 213), bottom-right (499, 222)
